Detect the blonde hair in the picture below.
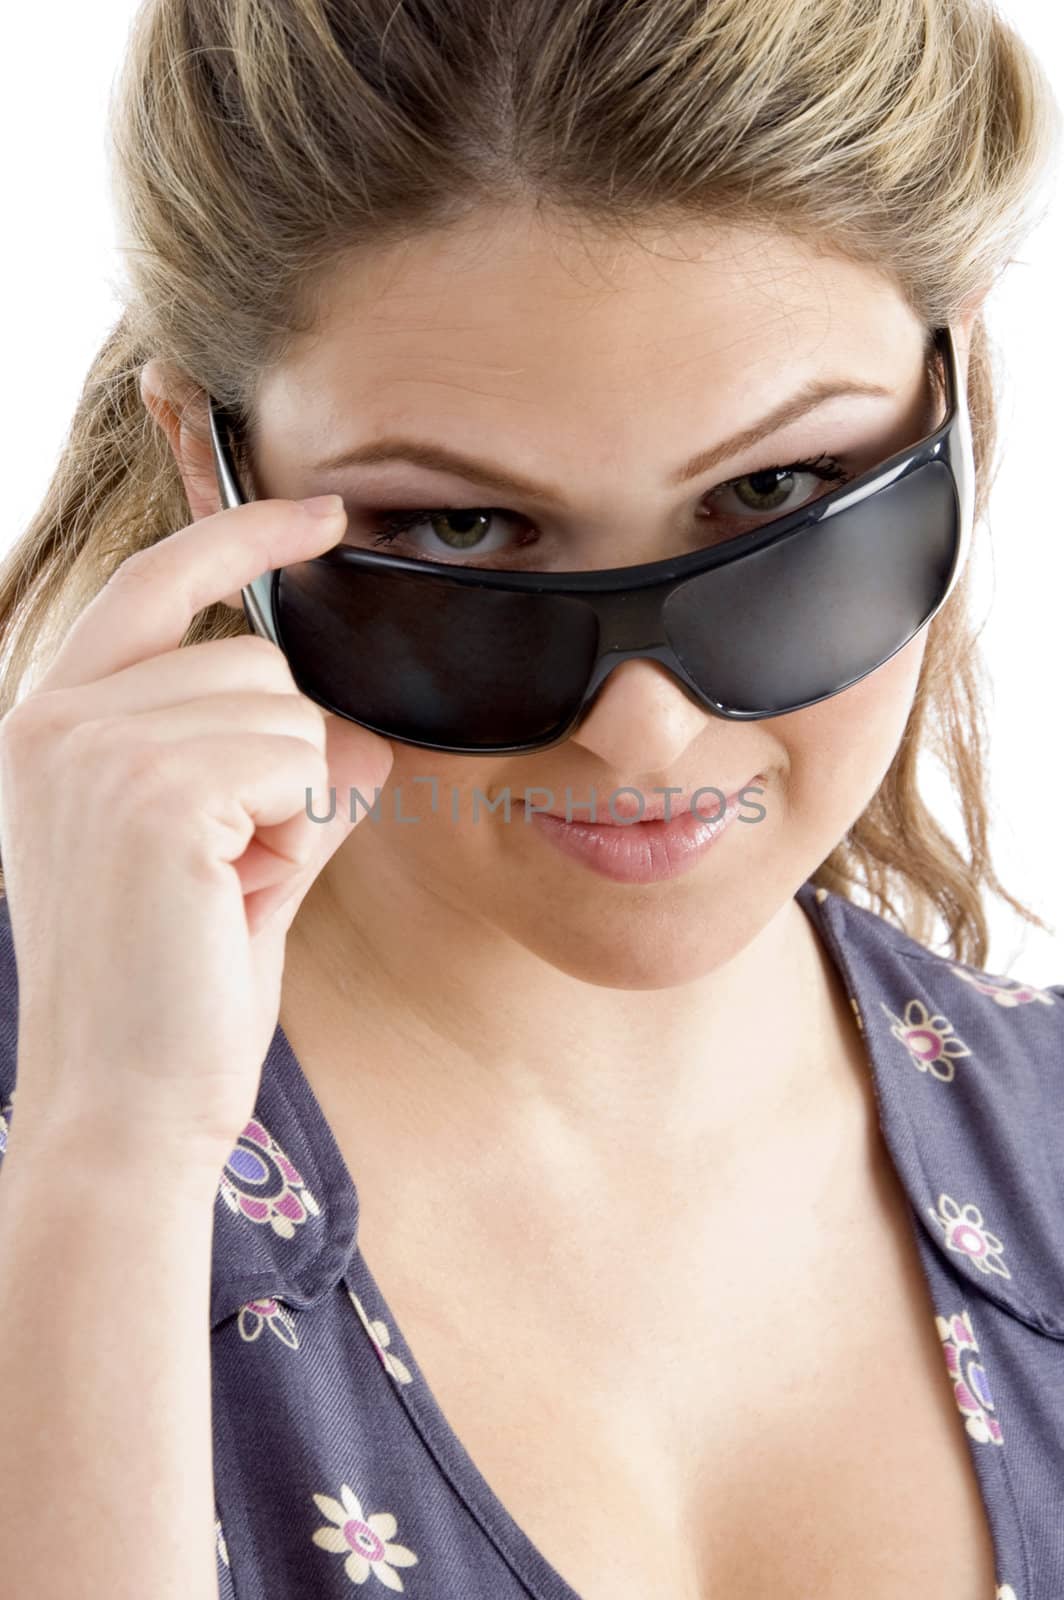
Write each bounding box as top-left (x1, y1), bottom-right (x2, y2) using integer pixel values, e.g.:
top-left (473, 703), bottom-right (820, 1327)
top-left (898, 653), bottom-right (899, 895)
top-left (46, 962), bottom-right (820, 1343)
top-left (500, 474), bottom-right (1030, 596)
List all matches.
top-left (1, 0), bottom-right (1058, 964)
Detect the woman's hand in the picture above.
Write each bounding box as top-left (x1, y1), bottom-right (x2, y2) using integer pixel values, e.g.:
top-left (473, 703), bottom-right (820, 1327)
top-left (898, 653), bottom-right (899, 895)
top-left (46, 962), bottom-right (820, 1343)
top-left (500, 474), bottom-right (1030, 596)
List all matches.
top-left (0, 493), bottom-right (393, 1161)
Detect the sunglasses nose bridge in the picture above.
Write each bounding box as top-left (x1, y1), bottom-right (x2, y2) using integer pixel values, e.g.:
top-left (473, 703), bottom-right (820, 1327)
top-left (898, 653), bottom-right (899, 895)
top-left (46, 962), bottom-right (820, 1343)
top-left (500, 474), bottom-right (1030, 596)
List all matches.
top-left (591, 584), bottom-right (668, 652)
top-left (579, 583), bottom-right (707, 707)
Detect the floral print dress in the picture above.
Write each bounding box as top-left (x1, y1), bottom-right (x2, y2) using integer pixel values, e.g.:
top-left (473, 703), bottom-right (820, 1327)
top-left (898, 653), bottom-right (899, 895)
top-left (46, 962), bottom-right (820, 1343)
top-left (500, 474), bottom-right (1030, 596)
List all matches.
top-left (0, 880), bottom-right (1061, 1599)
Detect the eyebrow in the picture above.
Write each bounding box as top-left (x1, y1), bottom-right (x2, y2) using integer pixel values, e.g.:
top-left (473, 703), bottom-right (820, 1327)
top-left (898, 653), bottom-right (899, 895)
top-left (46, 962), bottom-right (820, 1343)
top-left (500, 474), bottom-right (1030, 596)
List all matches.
top-left (308, 376), bottom-right (897, 506)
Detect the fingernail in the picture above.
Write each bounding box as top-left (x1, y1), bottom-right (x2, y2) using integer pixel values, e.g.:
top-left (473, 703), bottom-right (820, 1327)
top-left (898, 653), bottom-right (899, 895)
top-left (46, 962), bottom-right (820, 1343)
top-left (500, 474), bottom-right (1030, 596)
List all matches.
top-left (298, 494), bottom-right (345, 519)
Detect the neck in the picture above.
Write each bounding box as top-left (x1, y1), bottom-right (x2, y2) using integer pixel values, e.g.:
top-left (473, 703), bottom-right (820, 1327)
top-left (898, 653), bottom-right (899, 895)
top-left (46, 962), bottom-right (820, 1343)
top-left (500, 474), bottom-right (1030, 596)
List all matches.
top-left (278, 854), bottom-right (863, 1180)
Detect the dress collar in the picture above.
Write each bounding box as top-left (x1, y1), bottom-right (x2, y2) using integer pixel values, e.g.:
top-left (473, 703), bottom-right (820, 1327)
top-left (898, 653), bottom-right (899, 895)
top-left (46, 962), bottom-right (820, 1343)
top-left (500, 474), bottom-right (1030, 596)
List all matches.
top-left (209, 1024), bottom-right (360, 1330)
top-left (794, 880), bottom-right (1064, 1339)
top-left (209, 879), bottom-right (1064, 1338)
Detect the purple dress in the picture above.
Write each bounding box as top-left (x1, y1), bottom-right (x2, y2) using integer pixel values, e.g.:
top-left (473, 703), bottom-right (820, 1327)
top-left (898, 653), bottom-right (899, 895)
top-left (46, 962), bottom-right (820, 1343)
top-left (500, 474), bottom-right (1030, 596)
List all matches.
top-left (0, 881), bottom-right (1061, 1599)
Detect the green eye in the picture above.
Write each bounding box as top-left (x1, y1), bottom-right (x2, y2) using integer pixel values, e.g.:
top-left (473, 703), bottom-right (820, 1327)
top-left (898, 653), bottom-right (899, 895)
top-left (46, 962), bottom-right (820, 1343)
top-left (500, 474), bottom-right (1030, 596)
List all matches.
top-left (720, 454), bottom-right (853, 518)
top-left (361, 450), bottom-right (855, 565)
top-left (424, 510), bottom-right (494, 549)
top-left (732, 468), bottom-right (800, 512)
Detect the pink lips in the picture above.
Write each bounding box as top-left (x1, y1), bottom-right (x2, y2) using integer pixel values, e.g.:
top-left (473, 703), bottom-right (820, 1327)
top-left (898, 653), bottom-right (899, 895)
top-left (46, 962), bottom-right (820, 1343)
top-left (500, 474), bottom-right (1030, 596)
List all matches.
top-left (524, 779), bottom-right (761, 884)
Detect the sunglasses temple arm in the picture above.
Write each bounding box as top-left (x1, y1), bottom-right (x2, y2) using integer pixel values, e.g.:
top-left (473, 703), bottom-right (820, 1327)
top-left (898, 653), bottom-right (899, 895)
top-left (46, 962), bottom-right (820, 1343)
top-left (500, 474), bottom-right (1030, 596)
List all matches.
top-left (207, 397), bottom-right (244, 514)
top-left (206, 397), bottom-right (280, 642)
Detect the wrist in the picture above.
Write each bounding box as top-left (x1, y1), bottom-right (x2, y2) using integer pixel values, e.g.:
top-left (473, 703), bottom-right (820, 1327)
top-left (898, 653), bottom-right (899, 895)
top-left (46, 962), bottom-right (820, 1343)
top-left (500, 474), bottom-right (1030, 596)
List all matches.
top-left (4, 1083), bottom-right (234, 1192)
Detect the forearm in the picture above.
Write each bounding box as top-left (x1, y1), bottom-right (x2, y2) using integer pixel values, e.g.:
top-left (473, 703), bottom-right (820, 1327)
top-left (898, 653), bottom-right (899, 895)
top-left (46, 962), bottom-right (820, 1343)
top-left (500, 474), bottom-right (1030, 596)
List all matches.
top-left (0, 1107), bottom-right (223, 1600)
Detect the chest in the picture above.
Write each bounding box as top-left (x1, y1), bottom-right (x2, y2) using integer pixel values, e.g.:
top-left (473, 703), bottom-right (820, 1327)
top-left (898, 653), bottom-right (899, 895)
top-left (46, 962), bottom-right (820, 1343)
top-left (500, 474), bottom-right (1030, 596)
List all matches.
top-left (347, 1140), bottom-right (1000, 1600)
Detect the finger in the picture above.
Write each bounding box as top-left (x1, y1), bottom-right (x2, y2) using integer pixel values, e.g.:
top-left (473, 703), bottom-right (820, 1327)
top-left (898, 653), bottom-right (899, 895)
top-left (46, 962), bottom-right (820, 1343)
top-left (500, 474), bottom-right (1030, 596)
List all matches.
top-left (252, 711), bottom-right (395, 938)
top-left (26, 636), bottom-right (301, 719)
top-left (108, 697), bottom-right (392, 898)
top-left (36, 496), bottom-right (348, 695)
top-left (123, 731), bottom-right (331, 866)
top-left (110, 690), bottom-right (328, 754)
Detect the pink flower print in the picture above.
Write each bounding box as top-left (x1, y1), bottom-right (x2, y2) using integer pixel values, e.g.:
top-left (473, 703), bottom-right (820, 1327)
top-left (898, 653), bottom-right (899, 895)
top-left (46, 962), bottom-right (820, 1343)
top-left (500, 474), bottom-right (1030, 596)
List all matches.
top-left (215, 1516), bottom-right (231, 1568)
top-left (311, 1482), bottom-right (419, 1589)
top-left (948, 964), bottom-right (1056, 1009)
top-left (348, 1290), bottom-right (413, 1385)
top-left (880, 999), bottom-right (971, 1082)
top-left (218, 1118), bottom-right (321, 1240)
top-left (237, 1295), bottom-right (301, 1350)
top-left (935, 1309), bottom-right (1004, 1445)
top-left (928, 1194), bottom-right (1011, 1279)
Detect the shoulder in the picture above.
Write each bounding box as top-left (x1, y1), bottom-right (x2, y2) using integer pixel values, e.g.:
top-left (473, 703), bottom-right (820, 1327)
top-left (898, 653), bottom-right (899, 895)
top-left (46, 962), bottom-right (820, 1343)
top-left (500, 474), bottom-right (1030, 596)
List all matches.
top-left (0, 893), bottom-right (19, 1162)
top-left (805, 883), bottom-right (1064, 1091)
top-left (805, 883), bottom-right (1064, 1337)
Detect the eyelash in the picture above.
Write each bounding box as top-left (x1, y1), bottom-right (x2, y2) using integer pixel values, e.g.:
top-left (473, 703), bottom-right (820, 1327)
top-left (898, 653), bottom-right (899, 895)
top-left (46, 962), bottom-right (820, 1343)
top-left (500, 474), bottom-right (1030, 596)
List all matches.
top-left (362, 452), bottom-right (853, 553)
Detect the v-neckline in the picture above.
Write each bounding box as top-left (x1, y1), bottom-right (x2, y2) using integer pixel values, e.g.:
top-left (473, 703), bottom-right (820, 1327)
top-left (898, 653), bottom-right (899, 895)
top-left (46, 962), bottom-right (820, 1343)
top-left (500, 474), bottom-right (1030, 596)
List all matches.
top-left (272, 878), bottom-right (1021, 1600)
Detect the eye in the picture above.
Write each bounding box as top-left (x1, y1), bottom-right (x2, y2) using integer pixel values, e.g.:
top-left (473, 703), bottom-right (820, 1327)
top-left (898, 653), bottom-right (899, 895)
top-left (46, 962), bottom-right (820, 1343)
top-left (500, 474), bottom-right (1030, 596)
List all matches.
top-left (713, 453), bottom-right (853, 517)
top-left (362, 506), bottom-right (529, 561)
top-left (355, 452), bottom-right (855, 564)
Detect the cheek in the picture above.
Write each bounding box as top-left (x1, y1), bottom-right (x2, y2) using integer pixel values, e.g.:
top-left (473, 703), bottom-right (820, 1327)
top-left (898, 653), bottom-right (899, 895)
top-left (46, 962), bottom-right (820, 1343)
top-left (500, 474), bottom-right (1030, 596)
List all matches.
top-left (373, 747), bottom-right (513, 831)
top-left (783, 630), bottom-right (927, 808)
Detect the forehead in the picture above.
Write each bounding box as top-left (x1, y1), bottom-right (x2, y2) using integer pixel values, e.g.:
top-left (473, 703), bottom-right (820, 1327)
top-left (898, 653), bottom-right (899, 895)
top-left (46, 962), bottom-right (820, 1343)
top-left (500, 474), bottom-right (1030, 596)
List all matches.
top-left (254, 206), bottom-right (918, 440)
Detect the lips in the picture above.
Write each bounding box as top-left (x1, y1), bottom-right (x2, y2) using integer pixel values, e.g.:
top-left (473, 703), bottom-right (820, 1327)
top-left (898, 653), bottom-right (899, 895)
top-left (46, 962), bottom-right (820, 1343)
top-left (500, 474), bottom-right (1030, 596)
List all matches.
top-left (525, 783), bottom-right (755, 884)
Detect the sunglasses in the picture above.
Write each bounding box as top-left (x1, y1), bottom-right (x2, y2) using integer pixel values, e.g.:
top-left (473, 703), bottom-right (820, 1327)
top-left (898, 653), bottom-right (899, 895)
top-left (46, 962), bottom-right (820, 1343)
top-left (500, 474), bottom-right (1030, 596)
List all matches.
top-left (206, 324), bottom-right (974, 756)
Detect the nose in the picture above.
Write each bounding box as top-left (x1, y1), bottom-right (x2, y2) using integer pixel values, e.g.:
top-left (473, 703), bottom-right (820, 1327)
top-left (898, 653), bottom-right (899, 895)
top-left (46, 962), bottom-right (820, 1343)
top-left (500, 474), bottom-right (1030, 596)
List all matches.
top-left (565, 657), bottom-right (725, 777)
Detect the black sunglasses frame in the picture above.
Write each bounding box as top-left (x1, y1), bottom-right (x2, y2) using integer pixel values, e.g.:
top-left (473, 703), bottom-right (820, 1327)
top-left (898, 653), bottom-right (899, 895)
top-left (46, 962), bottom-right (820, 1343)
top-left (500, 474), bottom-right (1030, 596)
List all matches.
top-left (207, 322), bottom-right (974, 756)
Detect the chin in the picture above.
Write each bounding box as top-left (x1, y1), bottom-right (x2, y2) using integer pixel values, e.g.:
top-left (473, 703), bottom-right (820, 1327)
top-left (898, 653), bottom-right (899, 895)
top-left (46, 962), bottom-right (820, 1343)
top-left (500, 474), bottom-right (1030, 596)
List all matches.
top-left (509, 893), bottom-right (768, 991)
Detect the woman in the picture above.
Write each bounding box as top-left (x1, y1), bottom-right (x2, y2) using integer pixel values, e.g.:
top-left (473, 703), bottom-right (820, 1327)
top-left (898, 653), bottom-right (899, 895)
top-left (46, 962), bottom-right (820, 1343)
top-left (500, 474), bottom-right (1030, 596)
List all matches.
top-left (0, 0), bottom-right (1059, 1596)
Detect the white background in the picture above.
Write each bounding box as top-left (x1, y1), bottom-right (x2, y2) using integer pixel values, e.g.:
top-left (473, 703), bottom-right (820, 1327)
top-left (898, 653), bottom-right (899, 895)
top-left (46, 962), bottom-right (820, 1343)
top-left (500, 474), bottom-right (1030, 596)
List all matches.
top-left (1, 2), bottom-right (1060, 981)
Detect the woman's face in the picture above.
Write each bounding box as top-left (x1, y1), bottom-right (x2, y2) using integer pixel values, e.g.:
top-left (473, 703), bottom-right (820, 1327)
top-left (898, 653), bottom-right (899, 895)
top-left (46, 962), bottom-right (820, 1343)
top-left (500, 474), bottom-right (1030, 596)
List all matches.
top-left (225, 206), bottom-right (971, 989)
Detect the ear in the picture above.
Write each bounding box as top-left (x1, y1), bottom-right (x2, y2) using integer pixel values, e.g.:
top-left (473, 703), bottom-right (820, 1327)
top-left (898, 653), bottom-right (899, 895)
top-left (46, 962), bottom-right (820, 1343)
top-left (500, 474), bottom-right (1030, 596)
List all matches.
top-left (949, 282), bottom-right (993, 392)
top-left (955, 281), bottom-right (992, 341)
top-left (140, 360), bottom-right (246, 610)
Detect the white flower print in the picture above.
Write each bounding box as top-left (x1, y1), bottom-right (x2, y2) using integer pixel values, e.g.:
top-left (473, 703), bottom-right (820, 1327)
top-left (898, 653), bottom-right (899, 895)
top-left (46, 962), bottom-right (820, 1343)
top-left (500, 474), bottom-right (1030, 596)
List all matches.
top-left (348, 1289), bottom-right (413, 1385)
top-left (215, 1516), bottom-right (231, 1568)
top-left (218, 1117), bottom-right (321, 1240)
top-left (311, 1482), bottom-right (419, 1589)
top-left (237, 1294), bottom-right (301, 1349)
top-left (928, 1194), bottom-right (1011, 1279)
top-left (0, 1088), bottom-right (15, 1159)
top-left (880, 998), bottom-right (971, 1082)
top-left (949, 964), bottom-right (1056, 1009)
top-left (935, 1309), bottom-right (1004, 1445)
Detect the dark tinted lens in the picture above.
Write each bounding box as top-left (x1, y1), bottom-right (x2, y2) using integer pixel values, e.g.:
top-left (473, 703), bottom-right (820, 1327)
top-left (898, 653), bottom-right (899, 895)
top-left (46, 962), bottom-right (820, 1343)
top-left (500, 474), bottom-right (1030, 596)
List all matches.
top-left (663, 461), bottom-right (958, 715)
top-left (275, 557), bottom-right (599, 750)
